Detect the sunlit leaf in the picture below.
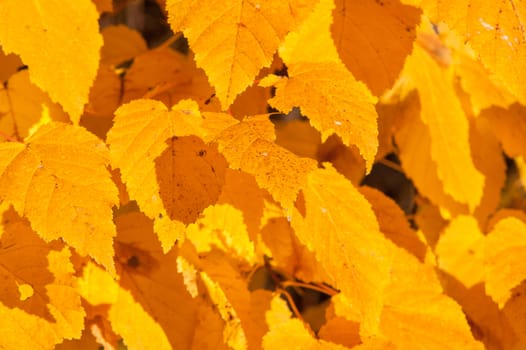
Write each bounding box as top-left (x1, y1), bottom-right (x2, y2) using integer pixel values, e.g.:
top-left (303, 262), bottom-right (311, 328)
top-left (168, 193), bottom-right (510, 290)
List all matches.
top-left (402, 34), bottom-right (484, 211)
top-left (291, 164), bottom-right (393, 335)
top-left (0, 70), bottom-right (69, 139)
top-left (421, 0), bottom-right (526, 104)
top-left (379, 245), bottom-right (484, 349)
top-left (484, 217), bottom-right (526, 307)
top-left (107, 99), bottom-right (206, 250)
top-left (262, 0), bottom-right (378, 171)
top-left (0, 0), bottom-right (102, 121)
top-left (0, 122), bottom-right (117, 273)
top-left (166, 0), bottom-right (318, 109)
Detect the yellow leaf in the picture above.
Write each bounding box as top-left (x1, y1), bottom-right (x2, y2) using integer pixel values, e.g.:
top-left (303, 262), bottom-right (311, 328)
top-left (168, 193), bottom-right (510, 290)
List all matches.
top-left (201, 272), bottom-right (247, 350)
top-left (421, 1), bottom-right (526, 104)
top-left (291, 164), bottom-right (393, 335)
top-left (0, 70), bottom-right (69, 139)
top-left (239, 139), bottom-right (317, 209)
top-left (213, 114), bottom-right (276, 169)
top-left (379, 245), bottom-right (483, 349)
top-left (262, 0), bottom-right (378, 171)
top-left (186, 203), bottom-right (256, 264)
top-left (0, 122), bottom-right (117, 273)
top-left (182, 249), bottom-right (272, 350)
top-left (391, 92), bottom-right (468, 216)
top-left (0, 206), bottom-right (84, 349)
top-left (484, 217), bottom-right (526, 307)
top-left (107, 99), bottom-right (206, 250)
top-left (402, 37), bottom-right (484, 211)
top-left (79, 262), bottom-right (173, 350)
top-left (0, 0), bottom-right (102, 121)
top-left (213, 114), bottom-right (316, 208)
top-left (332, 0), bottom-right (421, 96)
top-left (435, 215), bottom-right (485, 288)
top-left (166, 0), bottom-right (318, 109)
top-left (263, 296), bottom-right (349, 350)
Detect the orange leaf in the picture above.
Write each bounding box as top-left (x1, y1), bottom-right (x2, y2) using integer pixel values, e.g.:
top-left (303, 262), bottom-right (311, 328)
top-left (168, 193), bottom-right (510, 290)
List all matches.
top-left (113, 212), bottom-right (200, 349)
top-left (166, 0), bottom-right (318, 109)
top-left (332, 0), bottom-right (421, 96)
top-left (0, 122), bottom-right (118, 273)
top-left (480, 104), bottom-right (526, 159)
top-left (360, 186), bottom-right (427, 261)
top-left (0, 0), bottom-right (102, 121)
top-left (101, 25), bottom-right (147, 66)
top-left (291, 164), bottom-right (393, 335)
top-left (0, 48), bottom-right (22, 82)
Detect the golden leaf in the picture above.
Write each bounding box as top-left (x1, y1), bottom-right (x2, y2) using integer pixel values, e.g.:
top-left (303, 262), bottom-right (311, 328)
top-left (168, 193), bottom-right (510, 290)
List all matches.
top-left (0, 0), bottom-right (102, 121)
top-left (0, 122), bottom-right (117, 273)
top-left (166, 0), bottom-right (318, 109)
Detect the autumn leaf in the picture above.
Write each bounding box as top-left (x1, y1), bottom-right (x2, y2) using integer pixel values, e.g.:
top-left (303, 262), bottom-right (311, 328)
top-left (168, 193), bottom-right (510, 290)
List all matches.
top-left (402, 28), bottom-right (484, 211)
top-left (79, 261), bottom-right (173, 350)
top-left (435, 215), bottom-right (485, 288)
top-left (0, 70), bottom-right (69, 139)
top-left (292, 164), bottom-right (393, 335)
top-left (107, 98), bottom-right (207, 250)
top-left (263, 296), bottom-right (349, 350)
top-left (212, 114), bottom-right (317, 208)
top-left (360, 185), bottom-right (427, 261)
top-left (0, 48), bottom-right (22, 82)
top-left (332, 0), bottom-right (421, 96)
top-left (420, 1), bottom-right (526, 104)
top-left (484, 217), bottom-right (526, 308)
top-left (166, 0), bottom-right (318, 109)
top-left (0, 204), bottom-right (85, 350)
top-left (261, 0), bottom-right (379, 171)
top-left (186, 203), bottom-right (256, 263)
top-left (379, 245), bottom-right (484, 349)
top-left (0, 0), bottom-right (102, 121)
top-left (0, 204), bottom-right (84, 349)
top-left (0, 122), bottom-right (117, 273)
top-left (100, 25), bottom-right (147, 67)
top-left (112, 211), bottom-right (201, 349)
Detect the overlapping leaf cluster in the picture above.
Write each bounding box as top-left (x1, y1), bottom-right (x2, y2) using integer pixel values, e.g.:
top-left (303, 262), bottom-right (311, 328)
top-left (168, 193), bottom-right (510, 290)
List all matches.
top-left (0, 0), bottom-right (525, 348)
